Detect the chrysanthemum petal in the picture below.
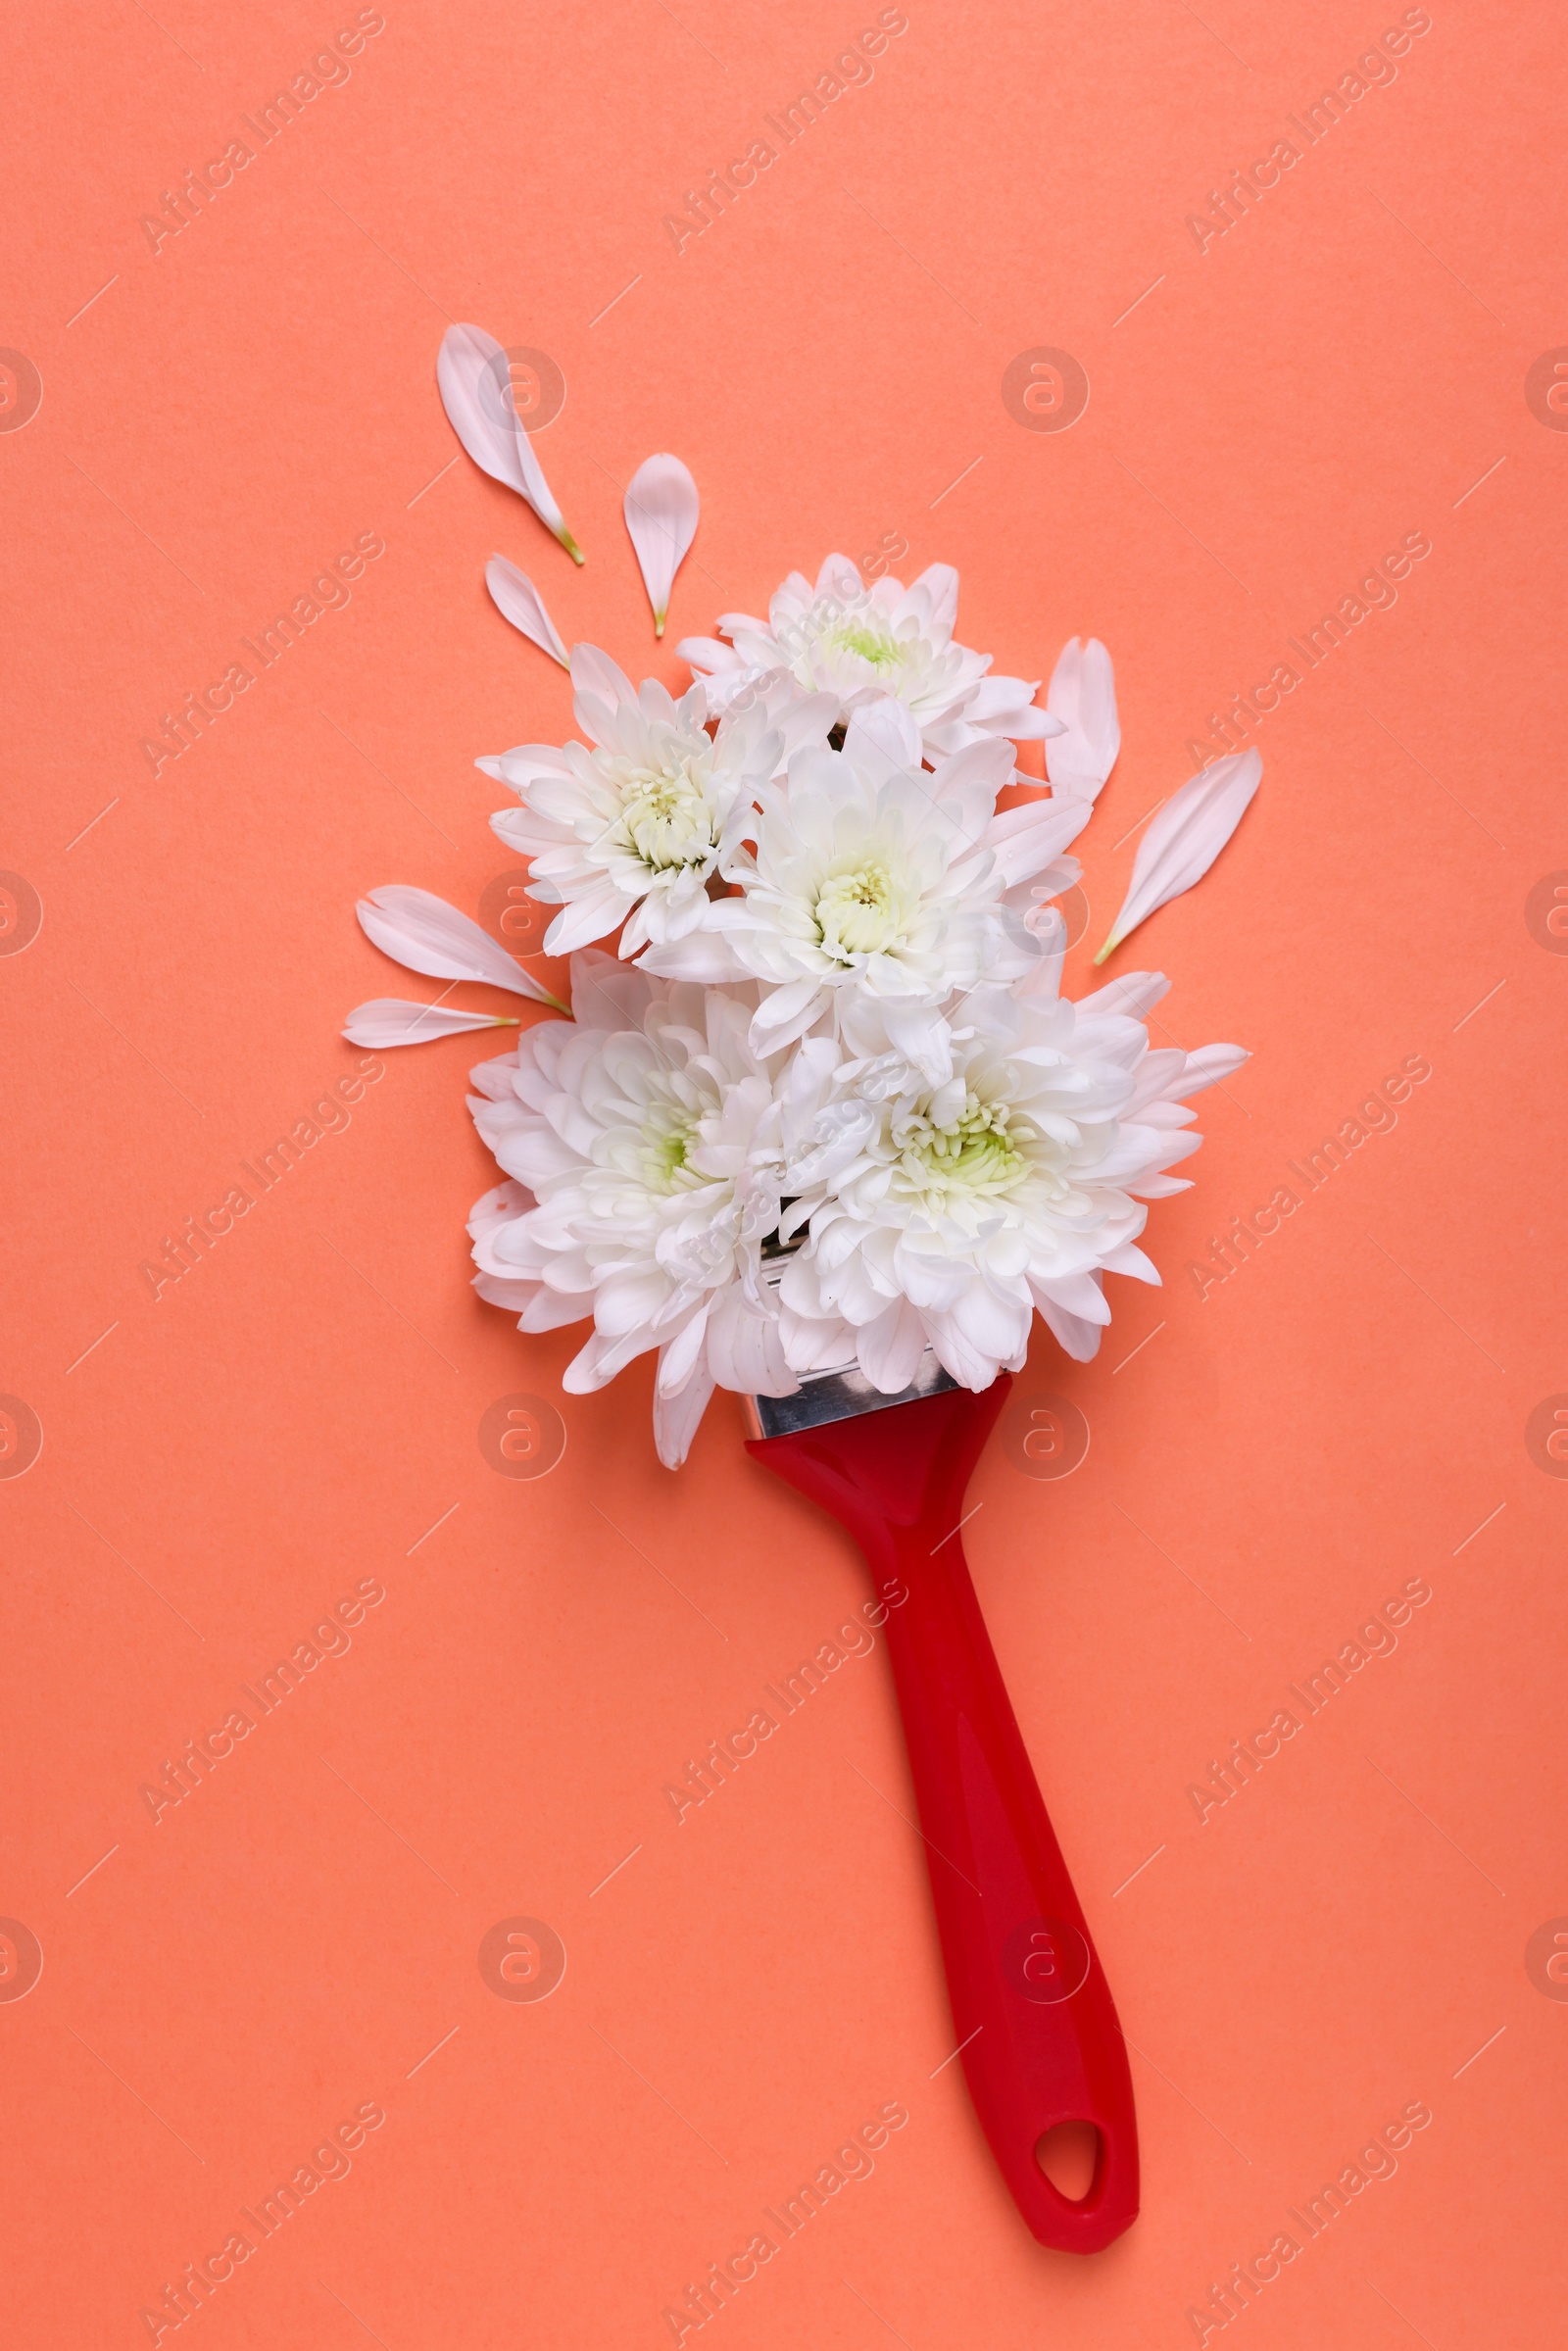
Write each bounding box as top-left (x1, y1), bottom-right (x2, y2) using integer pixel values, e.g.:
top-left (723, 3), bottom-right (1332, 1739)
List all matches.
top-left (568, 641), bottom-right (637, 710)
top-left (542, 882), bottom-right (631, 958)
top-left (674, 635), bottom-right (743, 686)
top-left (636, 929), bottom-right (754, 983)
top-left (1015, 905), bottom-right (1067, 1000)
top-left (1029, 1278), bottom-right (1104, 1362)
top-left (1095, 750), bottom-right (1261, 961)
top-left (842, 695), bottom-right (922, 770)
top-left (1166, 1042), bottom-right (1250, 1099)
top-left (983, 793), bottom-right (1093, 888)
top-left (909, 562), bottom-right (958, 636)
top-left (436, 322), bottom-right (582, 561)
top-left (342, 998), bottom-right (521, 1047)
top-left (358, 884), bottom-right (567, 1007)
top-left (485, 557), bottom-right (568, 665)
top-left (653, 1357), bottom-right (715, 1469)
top-left (1046, 636), bottom-right (1120, 800)
top-left (1075, 969), bottom-right (1171, 1020)
top-left (856, 1297), bottom-right (928, 1393)
top-left (624, 455), bottom-right (699, 635)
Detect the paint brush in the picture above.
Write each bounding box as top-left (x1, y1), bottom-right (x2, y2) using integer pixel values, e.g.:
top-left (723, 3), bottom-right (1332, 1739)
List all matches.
top-left (743, 1298), bottom-right (1138, 2253)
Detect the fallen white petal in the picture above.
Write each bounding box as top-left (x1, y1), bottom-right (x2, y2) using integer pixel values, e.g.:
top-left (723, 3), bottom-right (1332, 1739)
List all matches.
top-left (1046, 636), bottom-right (1120, 800)
top-left (485, 557), bottom-right (568, 665)
top-left (1095, 749), bottom-right (1261, 962)
top-left (358, 885), bottom-right (568, 1008)
top-left (436, 322), bottom-right (582, 562)
top-left (342, 999), bottom-right (522, 1047)
top-left (624, 454), bottom-right (698, 635)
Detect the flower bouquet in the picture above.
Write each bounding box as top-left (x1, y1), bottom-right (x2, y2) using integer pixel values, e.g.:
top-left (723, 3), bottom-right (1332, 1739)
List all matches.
top-left (346, 322), bottom-right (1260, 2250)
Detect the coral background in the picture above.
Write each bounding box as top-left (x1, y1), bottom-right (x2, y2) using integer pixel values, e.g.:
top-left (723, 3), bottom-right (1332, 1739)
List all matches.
top-left (5, 1), bottom-right (1565, 2343)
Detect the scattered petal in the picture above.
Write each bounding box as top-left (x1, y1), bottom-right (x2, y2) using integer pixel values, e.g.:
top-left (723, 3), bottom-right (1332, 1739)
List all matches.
top-left (1095, 749), bottom-right (1261, 962)
top-left (436, 322), bottom-right (582, 562)
top-left (485, 557), bottom-right (568, 665)
top-left (624, 455), bottom-right (699, 635)
top-left (342, 999), bottom-right (522, 1048)
top-left (1047, 637), bottom-right (1120, 800)
top-left (358, 884), bottom-right (569, 1009)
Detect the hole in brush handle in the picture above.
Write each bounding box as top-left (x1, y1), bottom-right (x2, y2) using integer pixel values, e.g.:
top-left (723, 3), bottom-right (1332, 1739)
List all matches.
top-left (1037, 2120), bottom-right (1102, 2203)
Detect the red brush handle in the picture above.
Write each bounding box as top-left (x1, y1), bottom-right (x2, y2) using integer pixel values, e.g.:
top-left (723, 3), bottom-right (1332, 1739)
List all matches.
top-left (747, 1376), bottom-right (1138, 2253)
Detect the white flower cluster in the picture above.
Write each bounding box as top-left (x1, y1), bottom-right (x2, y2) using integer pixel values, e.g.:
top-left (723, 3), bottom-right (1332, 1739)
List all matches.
top-left (353, 343), bottom-right (1257, 1461)
top-left (452, 557), bottom-right (1249, 1466)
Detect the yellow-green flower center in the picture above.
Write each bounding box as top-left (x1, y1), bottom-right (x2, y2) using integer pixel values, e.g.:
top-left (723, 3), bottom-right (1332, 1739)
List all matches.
top-left (814, 859), bottom-right (905, 958)
top-left (640, 1109), bottom-right (703, 1192)
top-left (608, 754), bottom-right (717, 871)
top-left (898, 1095), bottom-right (1027, 1198)
top-left (829, 618), bottom-right (903, 669)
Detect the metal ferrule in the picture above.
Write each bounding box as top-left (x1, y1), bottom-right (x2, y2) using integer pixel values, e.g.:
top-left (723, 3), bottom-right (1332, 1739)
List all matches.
top-left (741, 1244), bottom-right (957, 1440)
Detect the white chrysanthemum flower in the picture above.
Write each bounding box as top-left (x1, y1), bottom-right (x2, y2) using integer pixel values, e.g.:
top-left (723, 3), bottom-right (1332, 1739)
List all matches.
top-left (466, 951), bottom-right (798, 1467)
top-left (678, 553), bottom-right (1063, 759)
top-left (646, 700), bottom-right (1092, 1083)
top-left (478, 645), bottom-right (831, 964)
top-left (775, 970), bottom-right (1247, 1395)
